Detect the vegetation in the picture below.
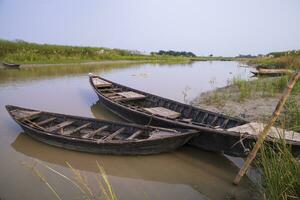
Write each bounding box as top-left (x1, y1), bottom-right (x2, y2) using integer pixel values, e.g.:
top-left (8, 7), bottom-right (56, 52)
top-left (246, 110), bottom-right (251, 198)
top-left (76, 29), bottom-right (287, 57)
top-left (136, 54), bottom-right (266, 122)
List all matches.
top-left (0, 39), bottom-right (190, 64)
top-left (151, 50), bottom-right (196, 57)
top-left (245, 50), bottom-right (300, 69)
top-left (23, 160), bottom-right (117, 200)
top-left (258, 142), bottom-right (300, 200)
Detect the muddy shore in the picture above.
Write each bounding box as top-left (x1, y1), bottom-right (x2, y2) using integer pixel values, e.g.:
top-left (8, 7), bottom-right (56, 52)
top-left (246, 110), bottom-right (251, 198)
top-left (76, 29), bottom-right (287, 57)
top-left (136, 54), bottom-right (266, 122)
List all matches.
top-left (191, 81), bottom-right (299, 122)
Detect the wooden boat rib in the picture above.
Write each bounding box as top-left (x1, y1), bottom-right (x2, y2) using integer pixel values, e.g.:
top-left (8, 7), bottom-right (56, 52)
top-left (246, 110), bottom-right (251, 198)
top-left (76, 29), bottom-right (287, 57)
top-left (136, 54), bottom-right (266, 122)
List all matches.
top-left (6, 105), bottom-right (198, 155)
top-left (89, 74), bottom-right (300, 157)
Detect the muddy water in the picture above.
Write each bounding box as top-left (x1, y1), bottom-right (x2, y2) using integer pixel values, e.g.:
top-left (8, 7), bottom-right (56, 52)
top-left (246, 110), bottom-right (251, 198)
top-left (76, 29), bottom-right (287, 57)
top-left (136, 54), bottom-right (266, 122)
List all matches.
top-left (0, 61), bottom-right (258, 200)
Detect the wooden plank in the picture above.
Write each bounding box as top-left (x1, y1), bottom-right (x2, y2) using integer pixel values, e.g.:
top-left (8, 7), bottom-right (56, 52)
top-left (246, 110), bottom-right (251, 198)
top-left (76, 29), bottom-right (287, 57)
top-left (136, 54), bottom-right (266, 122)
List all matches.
top-left (81, 125), bottom-right (109, 139)
top-left (100, 88), bottom-right (122, 92)
top-left (92, 78), bottom-right (112, 88)
top-left (47, 121), bottom-right (74, 132)
top-left (143, 107), bottom-right (181, 119)
top-left (103, 92), bottom-right (117, 97)
top-left (126, 130), bottom-right (143, 140)
top-left (37, 117), bottom-right (57, 126)
top-left (102, 127), bottom-right (126, 141)
top-left (24, 119), bottom-right (47, 131)
top-left (67, 122), bottom-right (91, 135)
top-left (15, 111), bottom-right (41, 120)
top-left (227, 122), bottom-right (300, 142)
top-left (116, 91), bottom-right (146, 101)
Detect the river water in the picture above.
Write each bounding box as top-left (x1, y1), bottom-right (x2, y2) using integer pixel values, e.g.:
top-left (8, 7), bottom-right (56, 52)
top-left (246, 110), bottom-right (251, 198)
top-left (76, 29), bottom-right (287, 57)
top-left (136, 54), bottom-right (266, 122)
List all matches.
top-left (0, 61), bottom-right (259, 200)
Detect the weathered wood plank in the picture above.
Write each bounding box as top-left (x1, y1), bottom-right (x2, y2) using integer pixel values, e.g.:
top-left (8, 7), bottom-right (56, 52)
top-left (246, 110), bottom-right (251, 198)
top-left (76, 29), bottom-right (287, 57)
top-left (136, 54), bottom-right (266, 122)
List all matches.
top-left (116, 91), bottom-right (146, 101)
top-left (15, 111), bottom-right (41, 120)
top-left (47, 121), bottom-right (74, 132)
top-left (102, 127), bottom-right (126, 141)
top-left (143, 107), bottom-right (181, 119)
top-left (126, 130), bottom-right (143, 140)
top-left (67, 122), bottom-right (91, 135)
top-left (92, 78), bottom-right (112, 88)
top-left (81, 125), bottom-right (109, 139)
top-left (227, 122), bottom-right (300, 142)
top-left (37, 117), bottom-right (57, 126)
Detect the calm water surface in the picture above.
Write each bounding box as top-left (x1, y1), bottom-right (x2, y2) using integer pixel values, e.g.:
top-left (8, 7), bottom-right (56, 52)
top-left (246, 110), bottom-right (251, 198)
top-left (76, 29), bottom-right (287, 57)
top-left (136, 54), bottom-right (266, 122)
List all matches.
top-left (0, 61), bottom-right (258, 200)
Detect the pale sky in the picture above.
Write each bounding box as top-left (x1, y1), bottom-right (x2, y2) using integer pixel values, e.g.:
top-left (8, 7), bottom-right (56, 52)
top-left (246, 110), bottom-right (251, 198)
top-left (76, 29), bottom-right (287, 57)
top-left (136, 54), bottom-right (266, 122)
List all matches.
top-left (0, 0), bottom-right (299, 56)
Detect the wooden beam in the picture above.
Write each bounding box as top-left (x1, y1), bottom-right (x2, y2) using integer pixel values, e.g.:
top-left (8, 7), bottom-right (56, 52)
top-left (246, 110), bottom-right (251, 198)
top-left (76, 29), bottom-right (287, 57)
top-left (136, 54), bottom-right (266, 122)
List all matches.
top-left (126, 130), bottom-right (143, 140)
top-left (17, 111), bottom-right (42, 121)
top-left (81, 125), bottom-right (109, 139)
top-left (37, 117), bottom-right (56, 126)
top-left (47, 121), bottom-right (74, 132)
top-left (102, 127), bottom-right (126, 141)
top-left (67, 122), bottom-right (91, 135)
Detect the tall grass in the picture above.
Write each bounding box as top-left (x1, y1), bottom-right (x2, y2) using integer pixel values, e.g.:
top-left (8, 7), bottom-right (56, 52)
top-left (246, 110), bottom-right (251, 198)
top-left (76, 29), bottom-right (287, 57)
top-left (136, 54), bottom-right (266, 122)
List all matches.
top-left (231, 76), bottom-right (300, 101)
top-left (258, 141), bottom-right (300, 200)
top-left (23, 160), bottom-right (117, 200)
top-left (247, 55), bottom-right (300, 69)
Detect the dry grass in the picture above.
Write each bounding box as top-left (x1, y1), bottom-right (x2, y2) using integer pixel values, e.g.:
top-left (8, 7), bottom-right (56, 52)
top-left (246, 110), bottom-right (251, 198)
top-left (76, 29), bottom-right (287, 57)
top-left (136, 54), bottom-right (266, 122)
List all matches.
top-left (22, 160), bottom-right (117, 200)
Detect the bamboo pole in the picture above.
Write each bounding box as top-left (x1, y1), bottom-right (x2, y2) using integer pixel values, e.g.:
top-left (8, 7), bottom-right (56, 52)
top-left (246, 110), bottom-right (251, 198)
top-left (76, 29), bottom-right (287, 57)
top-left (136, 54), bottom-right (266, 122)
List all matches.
top-left (233, 68), bottom-right (300, 185)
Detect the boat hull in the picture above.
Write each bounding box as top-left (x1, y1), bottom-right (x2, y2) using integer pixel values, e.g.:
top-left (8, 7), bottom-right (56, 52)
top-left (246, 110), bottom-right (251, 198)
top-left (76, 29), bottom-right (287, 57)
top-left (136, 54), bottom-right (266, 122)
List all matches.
top-left (90, 76), bottom-right (300, 157)
top-left (7, 105), bottom-right (197, 155)
top-left (95, 93), bottom-right (258, 157)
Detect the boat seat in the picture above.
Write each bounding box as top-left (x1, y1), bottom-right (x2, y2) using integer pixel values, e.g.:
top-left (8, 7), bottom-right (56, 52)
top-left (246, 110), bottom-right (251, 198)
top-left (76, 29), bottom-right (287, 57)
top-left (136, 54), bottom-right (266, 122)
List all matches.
top-left (116, 91), bottom-right (146, 101)
top-left (92, 78), bottom-right (112, 88)
top-left (143, 107), bottom-right (181, 119)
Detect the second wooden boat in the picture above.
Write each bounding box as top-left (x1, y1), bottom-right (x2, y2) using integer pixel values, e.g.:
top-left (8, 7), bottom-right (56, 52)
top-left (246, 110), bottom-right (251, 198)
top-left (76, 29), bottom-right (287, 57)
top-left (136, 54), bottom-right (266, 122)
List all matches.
top-left (2, 62), bottom-right (20, 69)
top-left (6, 105), bottom-right (198, 155)
top-left (89, 74), bottom-right (300, 157)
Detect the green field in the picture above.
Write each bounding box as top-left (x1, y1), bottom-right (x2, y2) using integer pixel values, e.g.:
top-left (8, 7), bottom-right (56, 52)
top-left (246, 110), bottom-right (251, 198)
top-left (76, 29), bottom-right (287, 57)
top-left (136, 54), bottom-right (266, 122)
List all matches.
top-left (0, 39), bottom-right (192, 64)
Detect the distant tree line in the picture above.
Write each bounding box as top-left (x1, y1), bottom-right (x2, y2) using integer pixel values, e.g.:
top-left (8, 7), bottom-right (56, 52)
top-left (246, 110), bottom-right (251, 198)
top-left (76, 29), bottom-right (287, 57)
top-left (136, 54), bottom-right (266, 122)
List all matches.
top-left (151, 50), bottom-right (196, 57)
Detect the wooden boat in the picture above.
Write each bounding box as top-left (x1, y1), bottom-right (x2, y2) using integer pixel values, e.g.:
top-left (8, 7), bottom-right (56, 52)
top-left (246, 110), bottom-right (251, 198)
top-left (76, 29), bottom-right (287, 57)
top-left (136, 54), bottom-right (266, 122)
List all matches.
top-left (89, 74), bottom-right (300, 157)
top-left (2, 62), bottom-right (20, 69)
top-left (6, 105), bottom-right (198, 155)
top-left (251, 68), bottom-right (293, 77)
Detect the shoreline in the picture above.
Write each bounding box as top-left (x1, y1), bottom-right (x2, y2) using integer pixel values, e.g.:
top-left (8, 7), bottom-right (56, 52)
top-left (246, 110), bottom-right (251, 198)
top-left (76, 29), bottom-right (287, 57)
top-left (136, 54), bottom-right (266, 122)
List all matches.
top-left (18, 60), bottom-right (146, 68)
top-left (191, 78), bottom-right (300, 122)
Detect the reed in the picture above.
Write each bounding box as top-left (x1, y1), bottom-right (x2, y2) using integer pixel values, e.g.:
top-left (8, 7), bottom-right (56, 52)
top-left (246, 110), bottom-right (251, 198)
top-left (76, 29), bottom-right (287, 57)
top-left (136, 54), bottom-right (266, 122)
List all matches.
top-left (22, 160), bottom-right (117, 200)
top-left (258, 141), bottom-right (300, 200)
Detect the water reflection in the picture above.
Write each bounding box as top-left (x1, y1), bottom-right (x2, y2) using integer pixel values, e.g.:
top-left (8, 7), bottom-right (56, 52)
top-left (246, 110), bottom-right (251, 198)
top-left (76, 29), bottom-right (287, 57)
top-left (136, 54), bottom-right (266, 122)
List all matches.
top-left (0, 61), bottom-right (257, 200)
top-left (11, 133), bottom-right (255, 200)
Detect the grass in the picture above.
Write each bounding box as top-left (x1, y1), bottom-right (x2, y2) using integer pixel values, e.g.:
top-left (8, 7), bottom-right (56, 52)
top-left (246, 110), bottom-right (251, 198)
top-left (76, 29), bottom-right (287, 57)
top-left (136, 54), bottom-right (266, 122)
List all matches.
top-left (230, 75), bottom-right (300, 101)
top-left (23, 160), bottom-right (117, 200)
top-left (257, 141), bottom-right (300, 200)
top-left (245, 52), bottom-right (300, 70)
top-left (0, 39), bottom-right (190, 64)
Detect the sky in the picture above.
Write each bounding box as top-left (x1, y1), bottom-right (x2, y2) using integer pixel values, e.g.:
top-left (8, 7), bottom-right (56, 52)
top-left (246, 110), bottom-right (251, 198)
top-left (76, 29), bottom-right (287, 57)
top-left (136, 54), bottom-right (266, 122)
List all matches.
top-left (0, 0), bottom-right (299, 56)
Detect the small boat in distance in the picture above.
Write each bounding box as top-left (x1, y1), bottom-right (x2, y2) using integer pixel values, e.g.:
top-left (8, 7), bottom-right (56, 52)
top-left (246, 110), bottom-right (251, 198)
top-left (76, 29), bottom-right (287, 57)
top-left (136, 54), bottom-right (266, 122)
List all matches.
top-left (6, 105), bottom-right (197, 155)
top-left (89, 74), bottom-right (300, 157)
top-left (251, 68), bottom-right (293, 77)
top-left (2, 62), bottom-right (20, 69)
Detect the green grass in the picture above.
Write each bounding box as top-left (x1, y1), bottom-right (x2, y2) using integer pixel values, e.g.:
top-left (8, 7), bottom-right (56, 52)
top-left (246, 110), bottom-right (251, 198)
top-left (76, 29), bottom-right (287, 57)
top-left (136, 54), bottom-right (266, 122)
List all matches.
top-left (0, 39), bottom-right (190, 64)
top-left (231, 76), bottom-right (300, 101)
top-left (258, 141), bottom-right (300, 200)
top-left (246, 55), bottom-right (300, 69)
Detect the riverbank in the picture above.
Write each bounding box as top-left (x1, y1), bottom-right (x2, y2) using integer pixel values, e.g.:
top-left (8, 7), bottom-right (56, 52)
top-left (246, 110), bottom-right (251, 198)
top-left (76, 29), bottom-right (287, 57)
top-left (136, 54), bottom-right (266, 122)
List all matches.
top-left (191, 76), bottom-right (300, 128)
